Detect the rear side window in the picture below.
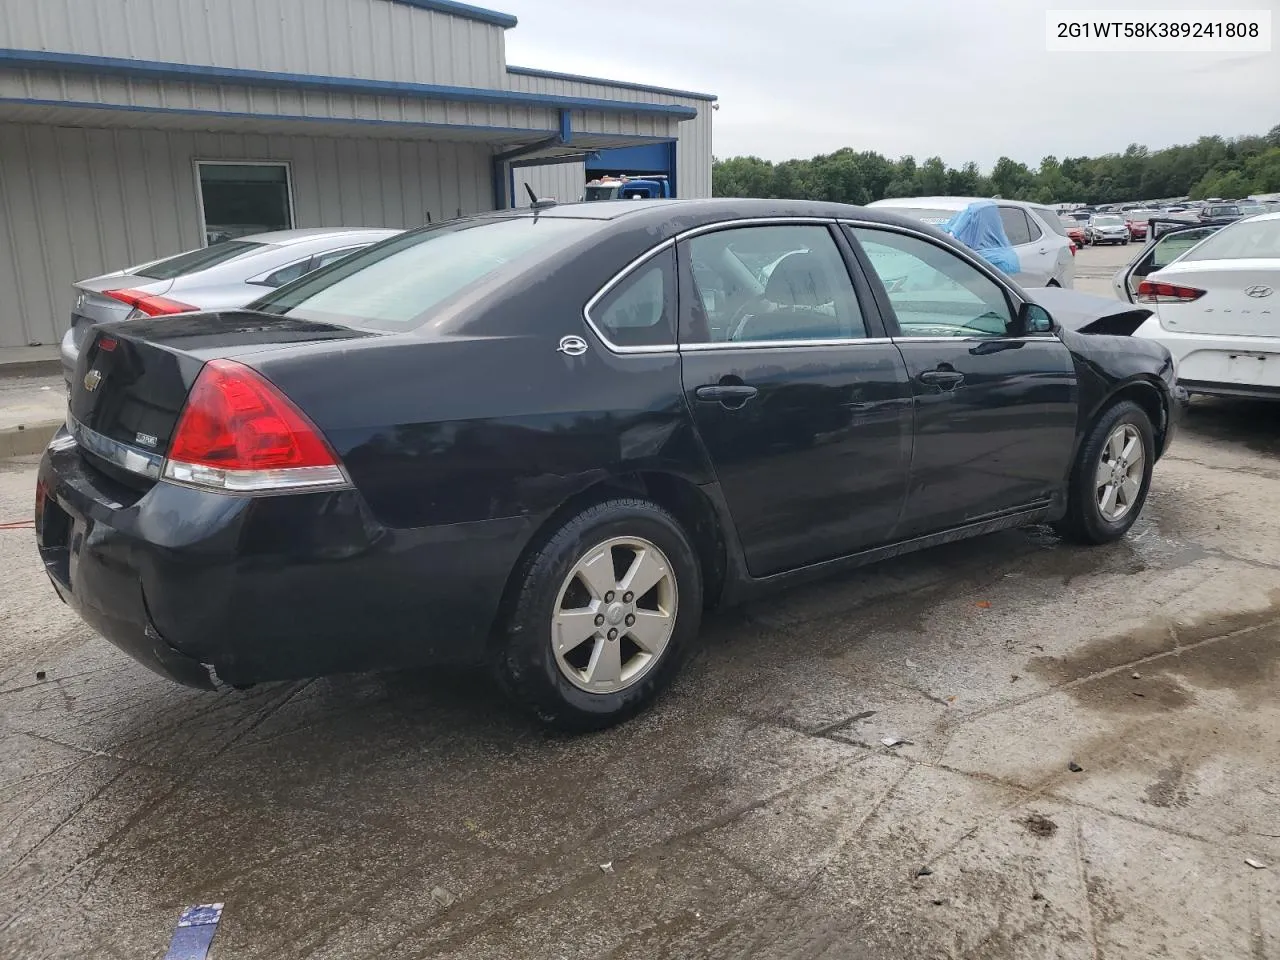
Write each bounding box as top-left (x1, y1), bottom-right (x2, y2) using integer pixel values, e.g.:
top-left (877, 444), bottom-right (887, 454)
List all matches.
top-left (1029, 206), bottom-right (1070, 235)
top-left (589, 248), bottom-right (676, 348)
top-left (133, 241), bottom-right (265, 279)
top-left (998, 207), bottom-right (1033, 245)
top-left (252, 217), bottom-right (601, 331)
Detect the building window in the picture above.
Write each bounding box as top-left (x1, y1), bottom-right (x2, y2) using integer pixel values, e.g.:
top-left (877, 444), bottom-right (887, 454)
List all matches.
top-left (196, 162), bottom-right (294, 245)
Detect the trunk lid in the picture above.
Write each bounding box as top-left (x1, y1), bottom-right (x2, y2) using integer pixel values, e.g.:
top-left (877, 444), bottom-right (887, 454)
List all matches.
top-left (69, 312), bottom-right (372, 477)
top-left (1150, 260), bottom-right (1279, 337)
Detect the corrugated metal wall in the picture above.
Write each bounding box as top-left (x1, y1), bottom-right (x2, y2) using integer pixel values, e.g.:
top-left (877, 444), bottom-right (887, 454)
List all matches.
top-left (513, 163), bottom-right (586, 206)
top-left (506, 72), bottom-right (713, 198)
top-left (0, 0), bottom-right (507, 87)
top-left (0, 122), bottom-right (494, 347)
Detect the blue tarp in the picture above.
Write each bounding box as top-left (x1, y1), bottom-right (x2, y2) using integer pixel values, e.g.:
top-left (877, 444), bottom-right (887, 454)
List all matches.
top-left (944, 201), bottom-right (1020, 275)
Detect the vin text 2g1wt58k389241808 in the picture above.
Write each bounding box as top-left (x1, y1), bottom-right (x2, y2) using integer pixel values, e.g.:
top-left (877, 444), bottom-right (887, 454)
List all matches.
top-left (36, 199), bottom-right (1180, 729)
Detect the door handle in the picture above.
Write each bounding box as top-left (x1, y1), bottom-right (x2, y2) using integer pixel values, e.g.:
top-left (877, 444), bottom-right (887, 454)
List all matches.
top-left (918, 367), bottom-right (964, 390)
top-left (695, 384), bottom-right (758, 406)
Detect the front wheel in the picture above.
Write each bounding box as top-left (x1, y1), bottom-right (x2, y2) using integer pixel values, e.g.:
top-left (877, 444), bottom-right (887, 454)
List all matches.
top-left (1054, 400), bottom-right (1155, 544)
top-left (494, 498), bottom-right (703, 730)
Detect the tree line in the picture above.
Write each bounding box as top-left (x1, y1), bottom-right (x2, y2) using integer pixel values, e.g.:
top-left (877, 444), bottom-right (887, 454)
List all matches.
top-left (712, 125), bottom-right (1280, 206)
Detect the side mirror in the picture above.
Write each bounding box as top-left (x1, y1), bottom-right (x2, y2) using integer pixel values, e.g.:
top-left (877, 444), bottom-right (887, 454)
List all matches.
top-left (1019, 302), bottom-right (1055, 335)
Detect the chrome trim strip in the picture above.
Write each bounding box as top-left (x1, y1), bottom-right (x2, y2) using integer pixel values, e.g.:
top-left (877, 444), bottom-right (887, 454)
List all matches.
top-left (673, 216), bottom-right (837, 241)
top-left (582, 219), bottom-right (842, 355)
top-left (69, 418), bottom-right (164, 480)
top-left (582, 238), bottom-right (678, 355)
top-left (680, 336), bottom-right (894, 351)
top-left (836, 218), bottom-right (1027, 305)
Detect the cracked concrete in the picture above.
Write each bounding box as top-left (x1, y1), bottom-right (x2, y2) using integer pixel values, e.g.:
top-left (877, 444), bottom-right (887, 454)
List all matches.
top-left (2, 248), bottom-right (1279, 960)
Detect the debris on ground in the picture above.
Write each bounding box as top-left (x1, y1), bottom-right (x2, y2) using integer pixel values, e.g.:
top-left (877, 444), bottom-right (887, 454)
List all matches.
top-left (881, 737), bottom-right (914, 748)
top-left (35, 670), bottom-right (46, 680)
top-left (1132, 691), bottom-right (1146, 698)
top-left (163, 903), bottom-right (223, 960)
top-left (1068, 761), bottom-right (1084, 773)
top-left (1031, 892), bottom-right (1046, 901)
top-left (599, 861), bottom-right (614, 874)
top-left (1132, 672), bottom-right (1142, 679)
top-left (976, 600), bottom-right (992, 609)
top-left (1010, 674), bottom-right (1021, 683)
top-left (1020, 813), bottom-right (1059, 837)
top-left (915, 866), bottom-right (933, 877)
top-left (1245, 858), bottom-right (1268, 870)
top-left (431, 886), bottom-right (457, 907)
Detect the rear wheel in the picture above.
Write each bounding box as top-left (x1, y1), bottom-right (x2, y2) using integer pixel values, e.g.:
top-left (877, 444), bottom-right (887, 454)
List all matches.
top-left (1054, 400), bottom-right (1154, 544)
top-left (495, 498), bottom-right (702, 730)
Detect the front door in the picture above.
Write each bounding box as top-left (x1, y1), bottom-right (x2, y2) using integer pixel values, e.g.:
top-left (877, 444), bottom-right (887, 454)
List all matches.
top-left (678, 223), bottom-right (914, 577)
top-left (847, 225), bottom-right (1078, 538)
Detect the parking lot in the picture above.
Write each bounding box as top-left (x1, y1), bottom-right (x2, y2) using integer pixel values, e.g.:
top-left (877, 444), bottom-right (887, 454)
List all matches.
top-left (2, 242), bottom-right (1278, 959)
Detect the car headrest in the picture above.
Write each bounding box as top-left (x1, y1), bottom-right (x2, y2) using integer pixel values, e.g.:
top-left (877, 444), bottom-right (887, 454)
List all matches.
top-left (763, 252), bottom-right (833, 307)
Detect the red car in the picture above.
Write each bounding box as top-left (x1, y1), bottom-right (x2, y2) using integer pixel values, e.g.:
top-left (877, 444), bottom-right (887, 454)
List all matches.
top-left (1065, 224), bottom-right (1088, 248)
top-left (1126, 214), bottom-right (1150, 241)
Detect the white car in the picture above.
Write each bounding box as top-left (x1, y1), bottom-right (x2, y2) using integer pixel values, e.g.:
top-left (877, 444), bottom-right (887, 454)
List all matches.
top-left (1132, 212), bottom-right (1279, 401)
top-left (866, 197), bottom-right (1075, 288)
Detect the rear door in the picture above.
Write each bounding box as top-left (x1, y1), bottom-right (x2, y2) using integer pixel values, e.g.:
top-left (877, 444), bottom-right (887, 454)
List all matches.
top-left (677, 222), bottom-right (914, 576)
top-left (997, 206), bottom-right (1050, 286)
top-left (845, 223), bottom-right (1077, 538)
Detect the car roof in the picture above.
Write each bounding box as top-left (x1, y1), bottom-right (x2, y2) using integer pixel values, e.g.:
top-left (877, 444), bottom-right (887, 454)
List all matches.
top-left (473, 197), bottom-right (905, 226)
top-left (243, 227), bottom-right (403, 245)
top-left (867, 196), bottom-right (1045, 211)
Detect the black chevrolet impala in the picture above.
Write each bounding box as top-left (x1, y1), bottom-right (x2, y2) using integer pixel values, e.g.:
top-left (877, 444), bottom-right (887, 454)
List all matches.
top-left (37, 200), bottom-right (1179, 729)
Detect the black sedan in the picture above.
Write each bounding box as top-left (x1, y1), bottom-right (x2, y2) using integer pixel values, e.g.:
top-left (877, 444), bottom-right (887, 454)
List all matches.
top-left (36, 200), bottom-right (1179, 729)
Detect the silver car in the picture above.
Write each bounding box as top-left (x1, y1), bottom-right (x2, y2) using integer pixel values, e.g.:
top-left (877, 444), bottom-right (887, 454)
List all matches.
top-left (866, 197), bottom-right (1075, 287)
top-left (1087, 215), bottom-right (1130, 245)
top-left (61, 228), bottom-right (401, 381)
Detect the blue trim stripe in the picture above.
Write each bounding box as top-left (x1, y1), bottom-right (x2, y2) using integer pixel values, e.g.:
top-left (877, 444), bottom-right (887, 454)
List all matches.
top-left (0, 49), bottom-right (698, 120)
top-left (381, 0), bottom-right (517, 29)
top-left (507, 65), bottom-right (717, 103)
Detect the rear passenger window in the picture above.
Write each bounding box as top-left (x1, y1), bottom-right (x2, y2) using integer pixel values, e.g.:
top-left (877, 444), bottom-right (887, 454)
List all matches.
top-left (682, 225), bottom-right (867, 343)
top-left (590, 247), bottom-right (676, 348)
top-left (998, 207), bottom-right (1033, 245)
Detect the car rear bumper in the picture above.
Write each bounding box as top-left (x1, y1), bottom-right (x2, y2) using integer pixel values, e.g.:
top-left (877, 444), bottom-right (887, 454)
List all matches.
top-left (1132, 318), bottom-right (1280, 399)
top-left (36, 432), bottom-right (533, 688)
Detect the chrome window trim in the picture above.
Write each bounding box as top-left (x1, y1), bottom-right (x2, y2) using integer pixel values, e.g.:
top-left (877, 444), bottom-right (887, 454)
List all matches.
top-left (582, 239), bottom-right (678, 355)
top-left (681, 337), bottom-right (893, 352)
top-left (837, 218), bottom-right (1028, 306)
top-left (583, 218), bottom-right (843, 355)
top-left (69, 417), bottom-right (164, 480)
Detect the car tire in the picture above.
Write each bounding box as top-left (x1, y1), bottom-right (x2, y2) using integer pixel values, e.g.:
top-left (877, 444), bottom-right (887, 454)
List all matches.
top-left (1054, 400), bottom-right (1155, 545)
top-left (494, 498), bottom-right (703, 731)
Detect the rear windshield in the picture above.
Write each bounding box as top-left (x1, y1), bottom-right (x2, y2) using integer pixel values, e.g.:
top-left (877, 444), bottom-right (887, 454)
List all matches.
top-left (1180, 217), bottom-right (1280, 261)
top-left (133, 241), bottom-right (266, 279)
top-left (1206, 205), bottom-right (1241, 217)
top-left (251, 216), bottom-right (601, 331)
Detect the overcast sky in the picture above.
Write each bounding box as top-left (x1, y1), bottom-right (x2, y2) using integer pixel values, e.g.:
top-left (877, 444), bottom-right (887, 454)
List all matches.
top-left (503, 0), bottom-right (1280, 170)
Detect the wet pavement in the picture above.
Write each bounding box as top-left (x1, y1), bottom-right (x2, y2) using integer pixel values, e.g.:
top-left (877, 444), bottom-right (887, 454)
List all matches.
top-left (3, 319), bottom-right (1280, 955)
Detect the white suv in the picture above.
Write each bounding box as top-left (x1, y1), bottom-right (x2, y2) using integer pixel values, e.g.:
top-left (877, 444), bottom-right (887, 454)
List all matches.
top-left (866, 197), bottom-right (1075, 288)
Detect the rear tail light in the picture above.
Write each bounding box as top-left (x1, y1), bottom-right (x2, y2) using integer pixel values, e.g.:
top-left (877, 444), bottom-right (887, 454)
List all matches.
top-left (163, 359), bottom-right (349, 494)
top-left (104, 288), bottom-right (198, 318)
top-left (1136, 280), bottom-right (1206, 303)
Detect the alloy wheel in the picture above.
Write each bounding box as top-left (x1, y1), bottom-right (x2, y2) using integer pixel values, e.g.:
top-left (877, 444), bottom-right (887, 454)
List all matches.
top-left (551, 537), bottom-right (678, 694)
top-left (1095, 423), bottom-right (1146, 522)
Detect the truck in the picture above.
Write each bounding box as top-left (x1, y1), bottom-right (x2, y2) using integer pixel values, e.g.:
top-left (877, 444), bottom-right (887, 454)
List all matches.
top-left (583, 175), bottom-right (673, 201)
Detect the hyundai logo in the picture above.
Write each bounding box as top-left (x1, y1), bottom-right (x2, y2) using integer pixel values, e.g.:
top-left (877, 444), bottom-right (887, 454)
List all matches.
top-left (1244, 285), bottom-right (1273, 299)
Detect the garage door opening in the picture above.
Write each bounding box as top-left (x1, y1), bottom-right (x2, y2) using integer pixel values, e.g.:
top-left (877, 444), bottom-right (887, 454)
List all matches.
top-left (196, 161), bottom-right (295, 245)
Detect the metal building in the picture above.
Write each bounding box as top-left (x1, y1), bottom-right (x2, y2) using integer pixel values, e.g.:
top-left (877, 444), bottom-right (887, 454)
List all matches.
top-left (0, 0), bottom-right (716, 349)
